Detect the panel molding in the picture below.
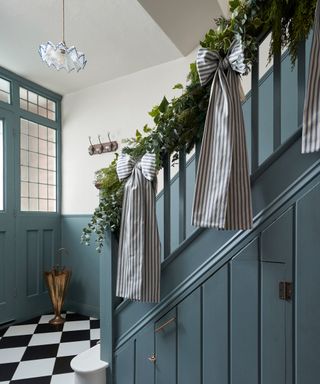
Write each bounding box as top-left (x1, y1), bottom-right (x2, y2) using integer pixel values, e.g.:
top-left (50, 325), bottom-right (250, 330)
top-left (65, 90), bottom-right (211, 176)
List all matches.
top-left (115, 160), bottom-right (320, 350)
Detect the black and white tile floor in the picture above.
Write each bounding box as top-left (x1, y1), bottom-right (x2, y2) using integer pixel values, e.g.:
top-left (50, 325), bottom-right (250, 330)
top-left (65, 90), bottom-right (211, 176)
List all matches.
top-left (0, 312), bottom-right (100, 384)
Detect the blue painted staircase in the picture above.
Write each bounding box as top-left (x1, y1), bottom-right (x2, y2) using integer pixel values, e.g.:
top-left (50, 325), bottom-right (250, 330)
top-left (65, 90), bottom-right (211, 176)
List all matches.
top-left (100, 32), bottom-right (320, 384)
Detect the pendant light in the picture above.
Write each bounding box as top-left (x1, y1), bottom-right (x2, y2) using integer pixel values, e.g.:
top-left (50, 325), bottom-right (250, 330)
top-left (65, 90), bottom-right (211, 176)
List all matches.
top-left (39, 0), bottom-right (87, 72)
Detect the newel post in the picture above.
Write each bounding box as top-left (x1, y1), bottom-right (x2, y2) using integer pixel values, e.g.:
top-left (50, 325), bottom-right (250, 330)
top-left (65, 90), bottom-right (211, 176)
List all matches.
top-left (100, 230), bottom-right (118, 383)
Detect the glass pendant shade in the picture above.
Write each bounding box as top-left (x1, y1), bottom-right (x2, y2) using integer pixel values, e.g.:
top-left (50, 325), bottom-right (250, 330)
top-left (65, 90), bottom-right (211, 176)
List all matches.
top-left (39, 41), bottom-right (87, 72)
top-left (39, 0), bottom-right (87, 73)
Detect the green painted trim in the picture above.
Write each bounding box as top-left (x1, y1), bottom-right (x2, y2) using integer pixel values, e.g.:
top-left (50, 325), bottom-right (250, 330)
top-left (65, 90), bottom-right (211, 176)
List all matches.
top-left (0, 66), bottom-right (62, 101)
top-left (62, 214), bottom-right (93, 219)
top-left (114, 159), bottom-right (320, 349)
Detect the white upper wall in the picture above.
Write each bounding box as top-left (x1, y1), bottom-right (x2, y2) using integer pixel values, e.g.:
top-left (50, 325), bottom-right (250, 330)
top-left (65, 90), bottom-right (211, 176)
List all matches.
top-left (137, 0), bottom-right (225, 55)
top-left (62, 50), bottom-right (196, 214)
top-left (0, 0), bottom-right (227, 95)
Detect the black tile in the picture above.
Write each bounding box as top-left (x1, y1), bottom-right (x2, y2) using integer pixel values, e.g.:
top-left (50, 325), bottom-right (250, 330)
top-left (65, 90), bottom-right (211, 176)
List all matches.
top-left (65, 313), bottom-right (90, 322)
top-left (90, 319), bottom-right (100, 329)
top-left (0, 335), bottom-right (32, 349)
top-left (0, 362), bottom-right (19, 381)
top-left (53, 355), bottom-right (75, 374)
top-left (61, 330), bottom-right (90, 342)
top-left (0, 327), bottom-right (8, 338)
top-left (11, 376), bottom-right (52, 384)
top-left (34, 323), bottom-right (64, 334)
top-left (21, 343), bottom-right (59, 361)
top-left (90, 339), bottom-right (99, 348)
top-left (18, 316), bottom-right (41, 325)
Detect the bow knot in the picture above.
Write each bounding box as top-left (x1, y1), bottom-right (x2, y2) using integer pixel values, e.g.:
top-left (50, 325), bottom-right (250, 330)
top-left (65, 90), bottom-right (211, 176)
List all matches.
top-left (117, 153), bottom-right (157, 182)
top-left (220, 57), bottom-right (230, 71)
top-left (196, 39), bottom-right (246, 86)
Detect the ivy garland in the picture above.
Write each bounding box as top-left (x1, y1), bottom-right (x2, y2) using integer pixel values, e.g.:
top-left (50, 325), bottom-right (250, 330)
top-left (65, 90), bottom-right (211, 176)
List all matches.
top-left (81, 0), bottom-right (317, 252)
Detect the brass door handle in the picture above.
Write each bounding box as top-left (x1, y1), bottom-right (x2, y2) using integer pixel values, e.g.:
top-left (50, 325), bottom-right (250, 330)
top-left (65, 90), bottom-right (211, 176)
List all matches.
top-left (155, 317), bottom-right (176, 333)
top-left (148, 353), bottom-right (157, 363)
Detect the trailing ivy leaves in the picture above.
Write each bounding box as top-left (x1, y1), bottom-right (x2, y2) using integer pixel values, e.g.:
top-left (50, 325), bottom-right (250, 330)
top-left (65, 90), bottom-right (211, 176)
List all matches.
top-left (81, 156), bottom-right (124, 252)
top-left (173, 83), bottom-right (184, 90)
top-left (81, 0), bottom-right (317, 252)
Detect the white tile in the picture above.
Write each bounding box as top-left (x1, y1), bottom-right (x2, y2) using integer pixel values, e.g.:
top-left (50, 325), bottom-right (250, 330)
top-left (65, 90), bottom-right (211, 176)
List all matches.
top-left (90, 328), bottom-right (100, 340)
top-left (29, 332), bottom-right (62, 346)
top-left (51, 372), bottom-right (74, 384)
top-left (39, 314), bottom-right (65, 324)
top-left (4, 324), bottom-right (37, 337)
top-left (63, 320), bottom-right (90, 332)
top-left (57, 340), bottom-right (90, 357)
top-left (0, 347), bottom-right (27, 363)
top-left (12, 358), bottom-right (55, 380)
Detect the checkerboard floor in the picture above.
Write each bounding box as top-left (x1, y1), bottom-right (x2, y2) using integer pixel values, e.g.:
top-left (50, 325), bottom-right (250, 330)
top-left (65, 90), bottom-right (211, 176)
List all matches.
top-left (0, 312), bottom-right (100, 383)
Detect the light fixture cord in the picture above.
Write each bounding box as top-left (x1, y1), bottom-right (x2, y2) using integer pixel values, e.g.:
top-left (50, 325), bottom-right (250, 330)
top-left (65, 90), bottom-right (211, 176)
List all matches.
top-left (62, 0), bottom-right (65, 43)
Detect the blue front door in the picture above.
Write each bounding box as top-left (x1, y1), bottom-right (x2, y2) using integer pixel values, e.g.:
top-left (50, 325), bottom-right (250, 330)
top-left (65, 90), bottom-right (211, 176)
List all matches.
top-left (0, 110), bottom-right (16, 324)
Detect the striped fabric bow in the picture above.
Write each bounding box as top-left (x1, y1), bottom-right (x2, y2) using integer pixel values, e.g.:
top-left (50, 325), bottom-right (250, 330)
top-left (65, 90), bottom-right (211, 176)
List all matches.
top-left (117, 152), bottom-right (157, 181)
top-left (191, 39), bottom-right (253, 230)
top-left (116, 151), bottom-right (160, 303)
top-left (197, 40), bottom-right (246, 85)
top-left (302, 0), bottom-right (320, 153)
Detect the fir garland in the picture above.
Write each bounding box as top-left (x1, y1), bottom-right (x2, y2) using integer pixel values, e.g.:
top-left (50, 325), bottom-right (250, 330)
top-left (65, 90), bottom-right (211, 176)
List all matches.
top-left (81, 0), bottom-right (316, 252)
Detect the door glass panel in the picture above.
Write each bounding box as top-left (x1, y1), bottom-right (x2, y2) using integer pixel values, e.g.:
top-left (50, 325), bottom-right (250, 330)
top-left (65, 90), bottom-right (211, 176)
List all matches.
top-left (19, 87), bottom-right (56, 121)
top-left (0, 78), bottom-right (11, 104)
top-left (0, 121), bottom-right (3, 210)
top-left (20, 118), bottom-right (57, 212)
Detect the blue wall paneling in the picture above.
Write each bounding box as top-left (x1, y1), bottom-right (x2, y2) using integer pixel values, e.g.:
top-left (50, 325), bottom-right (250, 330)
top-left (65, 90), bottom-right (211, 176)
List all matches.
top-left (110, 188), bottom-right (319, 384)
top-left (61, 215), bottom-right (100, 318)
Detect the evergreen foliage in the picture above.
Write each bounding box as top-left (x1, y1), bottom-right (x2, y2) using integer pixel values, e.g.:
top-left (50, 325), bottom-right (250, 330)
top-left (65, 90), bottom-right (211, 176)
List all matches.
top-left (81, 0), bottom-right (317, 252)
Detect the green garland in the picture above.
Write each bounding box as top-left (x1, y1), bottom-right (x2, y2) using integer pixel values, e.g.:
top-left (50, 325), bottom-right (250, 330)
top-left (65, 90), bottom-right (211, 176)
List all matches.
top-left (81, 0), bottom-right (317, 252)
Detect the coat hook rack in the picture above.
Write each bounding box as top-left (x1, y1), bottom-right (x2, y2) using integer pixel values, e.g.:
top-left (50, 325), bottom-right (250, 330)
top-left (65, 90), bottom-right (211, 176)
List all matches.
top-left (88, 133), bottom-right (118, 156)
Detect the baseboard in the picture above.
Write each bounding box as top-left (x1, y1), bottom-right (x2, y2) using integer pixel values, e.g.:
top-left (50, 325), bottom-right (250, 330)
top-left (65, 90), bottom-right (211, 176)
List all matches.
top-left (65, 300), bottom-right (100, 319)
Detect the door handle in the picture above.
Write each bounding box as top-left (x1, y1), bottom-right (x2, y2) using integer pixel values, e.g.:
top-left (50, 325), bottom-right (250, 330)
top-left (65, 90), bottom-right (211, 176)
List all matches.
top-left (155, 317), bottom-right (176, 333)
top-left (148, 353), bottom-right (157, 363)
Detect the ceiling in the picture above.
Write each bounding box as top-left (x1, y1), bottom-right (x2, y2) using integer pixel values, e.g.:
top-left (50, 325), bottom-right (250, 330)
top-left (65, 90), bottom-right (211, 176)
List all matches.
top-left (0, 0), bottom-right (227, 95)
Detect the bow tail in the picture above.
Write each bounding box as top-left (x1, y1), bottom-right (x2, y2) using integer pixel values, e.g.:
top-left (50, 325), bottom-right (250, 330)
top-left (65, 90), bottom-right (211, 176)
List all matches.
top-left (302, 0), bottom-right (320, 153)
top-left (192, 70), bottom-right (234, 228)
top-left (224, 71), bottom-right (253, 229)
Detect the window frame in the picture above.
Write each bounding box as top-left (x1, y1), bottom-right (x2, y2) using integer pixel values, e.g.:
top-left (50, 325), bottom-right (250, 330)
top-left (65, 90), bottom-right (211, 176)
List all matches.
top-left (0, 66), bottom-right (62, 216)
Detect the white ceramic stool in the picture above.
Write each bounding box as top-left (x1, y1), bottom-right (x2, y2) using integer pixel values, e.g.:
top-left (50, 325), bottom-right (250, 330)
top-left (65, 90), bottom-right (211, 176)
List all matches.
top-left (71, 343), bottom-right (108, 384)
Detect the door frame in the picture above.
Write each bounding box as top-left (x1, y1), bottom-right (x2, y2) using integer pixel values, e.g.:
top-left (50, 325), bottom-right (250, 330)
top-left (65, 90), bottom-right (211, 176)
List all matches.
top-left (0, 108), bottom-right (16, 324)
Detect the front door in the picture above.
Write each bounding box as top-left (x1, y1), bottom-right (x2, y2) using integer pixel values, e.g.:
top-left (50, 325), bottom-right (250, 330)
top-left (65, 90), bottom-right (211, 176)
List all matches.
top-left (0, 110), bottom-right (16, 324)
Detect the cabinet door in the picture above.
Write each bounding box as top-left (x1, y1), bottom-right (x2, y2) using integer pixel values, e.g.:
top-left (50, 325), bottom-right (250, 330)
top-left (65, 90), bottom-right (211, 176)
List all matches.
top-left (136, 324), bottom-right (155, 384)
top-left (296, 183), bottom-right (320, 384)
top-left (177, 288), bottom-right (201, 384)
top-left (261, 208), bottom-right (293, 384)
top-left (230, 239), bottom-right (260, 384)
top-left (155, 308), bottom-right (177, 384)
top-left (203, 265), bottom-right (229, 384)
top-left (114, 342), bottom-right (135, 384)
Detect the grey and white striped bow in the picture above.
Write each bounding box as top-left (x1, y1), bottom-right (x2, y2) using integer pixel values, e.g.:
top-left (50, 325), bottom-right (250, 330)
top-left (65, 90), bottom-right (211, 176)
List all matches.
top-left (197, 40), bottom-right (246, 86)
top-left (117, 153), bottom-right (157, 181)
top-left (302, 0), bottom-right (320, 153)
top-left (192, 40), bottom-right (253, 230)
